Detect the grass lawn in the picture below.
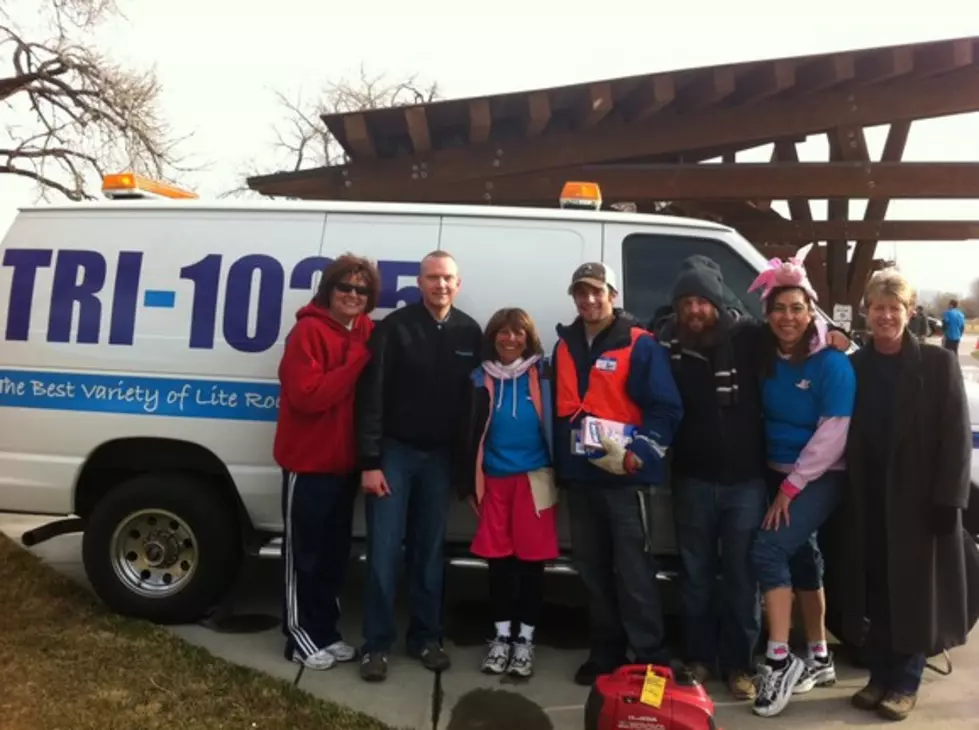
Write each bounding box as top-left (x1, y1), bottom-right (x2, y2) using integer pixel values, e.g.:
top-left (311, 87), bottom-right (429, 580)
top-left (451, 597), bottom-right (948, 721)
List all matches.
top-left (0, 534), bottom-right (395, 730)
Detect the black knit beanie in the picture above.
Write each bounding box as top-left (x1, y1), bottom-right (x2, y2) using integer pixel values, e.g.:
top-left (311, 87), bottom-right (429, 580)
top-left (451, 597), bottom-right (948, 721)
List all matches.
top-left (665, 255), bottom-right (739, 407)
top-left (670, 255), bottom-right (727, 310)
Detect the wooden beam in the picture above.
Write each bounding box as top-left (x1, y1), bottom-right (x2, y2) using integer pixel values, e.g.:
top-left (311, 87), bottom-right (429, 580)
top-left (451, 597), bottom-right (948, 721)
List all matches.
top-left (318, 65), bottom-right (979, 197)
top-left (732, 220), bottom-right (979, 241)
top-left (832, 125), bottom-right (870, 162)
top-left (354, 162), bottom-right (979, 203)
top-left (580, 82), bottom-right (613, 128)
top-left (770, 140), bottom-right (828, 301)
top-left (736, 60), bottom-right (796, 104)
top-left (772, 141), bottom-right (814, 221)
top-left (914, 39), bottom-right (974, 77)
top-left (632, 76), bottom-right (676, 120)
top-left (404, 107), bottom-right (431, 155)
top-left (824, 129), bottom-right (858, 305)
top-left (680, 68), bottom-right (737, 111)
top-left (525, 91), bottom-right (551, 136)
top-left (854, 47), bottom-right (914, 85)
top-left (468, 99), bottom-right (491, 144)
top-left (342, 114), bottom-right (376, 159)
top-left (794, 54), bottom-right (856, 94)
top-left (847, 121), bottom-right (912, 305)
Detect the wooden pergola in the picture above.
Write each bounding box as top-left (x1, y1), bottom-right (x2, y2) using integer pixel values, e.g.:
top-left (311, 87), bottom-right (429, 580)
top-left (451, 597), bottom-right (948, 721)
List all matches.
top-left (248, 36), bottom-right (979, 309)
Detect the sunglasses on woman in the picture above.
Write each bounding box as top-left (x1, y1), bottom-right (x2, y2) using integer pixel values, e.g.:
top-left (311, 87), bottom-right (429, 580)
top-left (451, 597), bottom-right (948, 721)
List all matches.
top-left (335, 282), bottom-right (370, 297)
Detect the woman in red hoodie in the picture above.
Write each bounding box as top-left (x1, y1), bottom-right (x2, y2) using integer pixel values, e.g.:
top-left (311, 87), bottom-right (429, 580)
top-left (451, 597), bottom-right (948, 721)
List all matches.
top-left (273, 253), bottom-right (380, 671)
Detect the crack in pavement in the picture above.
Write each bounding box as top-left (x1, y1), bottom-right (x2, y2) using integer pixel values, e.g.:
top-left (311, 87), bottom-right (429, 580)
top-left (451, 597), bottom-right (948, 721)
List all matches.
top-left (430, 669), bottom-right (444, 730)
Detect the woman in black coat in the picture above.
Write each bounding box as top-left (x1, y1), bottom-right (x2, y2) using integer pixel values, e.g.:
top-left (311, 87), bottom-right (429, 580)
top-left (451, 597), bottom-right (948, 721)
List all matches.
top-left (836, 269), bottom-right (979, 722)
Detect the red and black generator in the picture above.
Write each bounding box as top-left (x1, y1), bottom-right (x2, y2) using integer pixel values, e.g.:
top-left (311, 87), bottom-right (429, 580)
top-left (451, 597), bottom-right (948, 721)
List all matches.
top-left (584, 665), bottom-right (720, 730)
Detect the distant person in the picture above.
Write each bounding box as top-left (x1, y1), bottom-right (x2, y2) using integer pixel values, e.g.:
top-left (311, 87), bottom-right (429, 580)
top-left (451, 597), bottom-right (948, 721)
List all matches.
top-left (273, 254), bottom-right (379, 671)
top-left (834, 269), bottom-right (979, 722)
top-left (907, 305), bottom-right (929, 343)
top-left (551, 262), bottom-right (684, 686)
top-left (355, 250), bottom-right (482, 682)
top-left (941, 299), bottom-right (966, 354)
top-left (458, 307), bottom-right (558, 679)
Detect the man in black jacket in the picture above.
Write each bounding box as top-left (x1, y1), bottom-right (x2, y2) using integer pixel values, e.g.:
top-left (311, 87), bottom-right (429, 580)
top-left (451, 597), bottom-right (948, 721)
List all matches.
top-left (355, 250), bottom-right (482, 683)
top-left (655, 256), bottom-right (770, 700)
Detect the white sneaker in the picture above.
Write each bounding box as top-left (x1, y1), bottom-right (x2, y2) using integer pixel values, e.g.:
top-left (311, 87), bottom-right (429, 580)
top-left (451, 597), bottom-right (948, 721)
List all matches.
top-left (794, 653), bottom-right (837, 694)
top-left (752, 655), bottom-right (805, 718)
top-left (325, 640), bottom-right (357, 663)
top-left (481, 637), bottom-right (511, 674)
top-left (292, 647), bottom-right (337, 670)
top-left (508, 638), bottom-right (535, 678)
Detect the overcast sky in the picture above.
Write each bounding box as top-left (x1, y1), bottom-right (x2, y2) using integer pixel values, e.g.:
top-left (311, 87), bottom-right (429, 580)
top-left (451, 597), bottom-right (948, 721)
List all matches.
top-left (2, 0), bottom-right (978, 295)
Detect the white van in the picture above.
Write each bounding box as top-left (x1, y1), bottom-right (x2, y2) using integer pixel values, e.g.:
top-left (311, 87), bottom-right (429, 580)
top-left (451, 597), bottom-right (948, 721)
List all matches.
top-left (2, 178), bottom-right (977, 624)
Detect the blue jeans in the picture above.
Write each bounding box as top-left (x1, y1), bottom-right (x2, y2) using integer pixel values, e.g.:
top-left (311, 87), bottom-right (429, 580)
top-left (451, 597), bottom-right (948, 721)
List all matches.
top-left (362, 438), bottom-right (451, 655)
top-left (673, 477), bottom-right (768, 675)
top-left (865, 644), bottom-right (926, 694)
top-left (752, 471), bottom-right (843, 593)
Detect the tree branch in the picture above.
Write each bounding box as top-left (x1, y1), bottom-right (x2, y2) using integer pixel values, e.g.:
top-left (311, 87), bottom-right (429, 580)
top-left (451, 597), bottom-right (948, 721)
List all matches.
top-left (0, 1), bottom-right (191, 200)
top-left (232, 67), bottom-right (440, 195)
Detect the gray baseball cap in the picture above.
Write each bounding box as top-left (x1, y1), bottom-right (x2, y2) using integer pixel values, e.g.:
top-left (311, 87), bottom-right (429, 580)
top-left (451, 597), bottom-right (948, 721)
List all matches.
top-left (568, 261), bottom-right (619, 294)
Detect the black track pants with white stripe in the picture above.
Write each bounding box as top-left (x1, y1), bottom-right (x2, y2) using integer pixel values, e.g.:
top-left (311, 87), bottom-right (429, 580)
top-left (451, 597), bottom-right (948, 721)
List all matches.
top-left (280, 469), bottom-right (358, 659)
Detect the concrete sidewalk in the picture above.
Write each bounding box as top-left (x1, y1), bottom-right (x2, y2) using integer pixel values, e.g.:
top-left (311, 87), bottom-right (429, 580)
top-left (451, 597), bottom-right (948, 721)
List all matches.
top-left (3, 513), bottom-right (978, 729)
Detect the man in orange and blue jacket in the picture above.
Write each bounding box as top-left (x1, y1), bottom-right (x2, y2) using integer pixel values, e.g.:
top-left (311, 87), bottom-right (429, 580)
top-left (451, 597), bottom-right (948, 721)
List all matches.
top-left (551, 262), bottom-right (683, 686)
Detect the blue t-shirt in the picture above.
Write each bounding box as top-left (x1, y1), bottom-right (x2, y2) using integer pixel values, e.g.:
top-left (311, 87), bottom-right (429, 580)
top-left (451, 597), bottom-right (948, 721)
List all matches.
top-left (483, 373), bottom-right (551, 477)
top-left (943, 308), bottom-right (966, 341)
top-left (762, 348), bottom-right (856, 465)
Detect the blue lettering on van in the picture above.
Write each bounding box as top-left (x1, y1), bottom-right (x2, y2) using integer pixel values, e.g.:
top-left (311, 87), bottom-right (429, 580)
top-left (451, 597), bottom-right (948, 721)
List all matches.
top-left (1, 249), bottom-right (421, 352)
top-left (0, 368), bottom-right (280, 422)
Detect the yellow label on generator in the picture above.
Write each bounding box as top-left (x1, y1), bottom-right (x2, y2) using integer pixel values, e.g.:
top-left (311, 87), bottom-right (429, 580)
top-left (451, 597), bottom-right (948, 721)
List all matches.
top-left (640, 665), bottom-right (667, 708)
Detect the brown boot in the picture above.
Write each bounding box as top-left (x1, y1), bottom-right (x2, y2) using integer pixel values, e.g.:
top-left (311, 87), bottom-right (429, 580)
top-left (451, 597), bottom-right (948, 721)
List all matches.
top-left (851, 681), bottom-right (887, 710)
top-left (727, 671), bottom-right (757, 701)
top-left (877, 691), bottom-right (917, 721)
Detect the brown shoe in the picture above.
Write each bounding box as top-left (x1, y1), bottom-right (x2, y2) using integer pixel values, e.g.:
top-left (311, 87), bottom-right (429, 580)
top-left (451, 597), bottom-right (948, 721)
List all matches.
top-left (727, 671), bottom-right (757, 701)
top-left (851, 681), bottom-right (887, 710)
top-left (688, 663), bottom-right (711, 685)
top-left (877, 691), bottom-right (917, 722)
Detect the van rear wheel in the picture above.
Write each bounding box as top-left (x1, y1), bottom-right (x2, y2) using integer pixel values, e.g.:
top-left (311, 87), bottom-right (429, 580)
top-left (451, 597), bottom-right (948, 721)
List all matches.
top-left (82, 473), bottom-right (242, 624)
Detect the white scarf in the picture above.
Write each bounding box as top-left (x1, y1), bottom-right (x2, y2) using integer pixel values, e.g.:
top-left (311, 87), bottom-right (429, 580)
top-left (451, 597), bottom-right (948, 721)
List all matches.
top-left (481, 355), bottom-right (540, 417)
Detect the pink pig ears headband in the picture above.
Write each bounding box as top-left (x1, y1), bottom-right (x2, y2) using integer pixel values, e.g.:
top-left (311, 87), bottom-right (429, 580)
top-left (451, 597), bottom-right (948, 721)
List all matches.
top-left (747, 243), bottom-right (819, 302)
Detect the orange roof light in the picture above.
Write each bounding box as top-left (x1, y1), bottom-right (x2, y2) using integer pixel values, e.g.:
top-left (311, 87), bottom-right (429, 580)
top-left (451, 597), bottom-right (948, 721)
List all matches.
top-left (559, 181), bottom-right (602, 210)
top-left (102, 173), bottom-right (199, 200)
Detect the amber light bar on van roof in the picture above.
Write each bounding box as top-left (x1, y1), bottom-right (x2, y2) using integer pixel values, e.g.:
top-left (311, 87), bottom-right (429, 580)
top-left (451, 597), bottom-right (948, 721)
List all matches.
top-left (102, 173), bottom-right (199, 200)
top-left (559, 181), bottom-right (602, 210)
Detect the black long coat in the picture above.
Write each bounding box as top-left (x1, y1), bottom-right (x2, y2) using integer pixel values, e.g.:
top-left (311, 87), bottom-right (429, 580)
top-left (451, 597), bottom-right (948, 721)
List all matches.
top-left (834, 333), bottom-right (979, 656)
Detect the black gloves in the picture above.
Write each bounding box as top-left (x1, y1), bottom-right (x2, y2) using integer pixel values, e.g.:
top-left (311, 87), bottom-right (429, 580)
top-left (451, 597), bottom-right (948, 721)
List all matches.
top-left (930, 505), bottom-right (959, 536)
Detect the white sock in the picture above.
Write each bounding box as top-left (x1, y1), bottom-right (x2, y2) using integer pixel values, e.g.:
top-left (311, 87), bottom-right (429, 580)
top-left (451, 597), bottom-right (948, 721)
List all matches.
top-left (766, 641), bottom-right (790, 664)
top-left (809, 640), bottom-right (829, 660)
top-left (494, 621), bottom-right (511, 639)
top-left (518, 623), bottom-right (535, 642)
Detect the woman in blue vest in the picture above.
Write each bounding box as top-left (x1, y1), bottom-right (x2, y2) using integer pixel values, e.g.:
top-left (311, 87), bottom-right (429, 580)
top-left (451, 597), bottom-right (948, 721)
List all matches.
top-left (457, 307), bottom-right (558, 680)
top-left (746, 245), bottom-right (857, 719)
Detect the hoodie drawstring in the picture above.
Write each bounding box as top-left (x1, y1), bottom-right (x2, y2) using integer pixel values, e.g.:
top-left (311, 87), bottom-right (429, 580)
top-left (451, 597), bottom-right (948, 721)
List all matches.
top-left (493, 377), bottom-right (519, 418)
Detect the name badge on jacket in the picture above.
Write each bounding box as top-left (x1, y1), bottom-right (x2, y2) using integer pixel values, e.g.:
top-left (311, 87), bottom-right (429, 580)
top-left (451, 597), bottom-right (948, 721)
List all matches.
top-left (595, 358), bottom-right (617, 372)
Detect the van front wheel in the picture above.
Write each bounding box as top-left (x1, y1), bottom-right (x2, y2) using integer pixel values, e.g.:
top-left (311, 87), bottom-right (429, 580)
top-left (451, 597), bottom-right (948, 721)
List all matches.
top-left (81, 473), bottom-right (242, 624)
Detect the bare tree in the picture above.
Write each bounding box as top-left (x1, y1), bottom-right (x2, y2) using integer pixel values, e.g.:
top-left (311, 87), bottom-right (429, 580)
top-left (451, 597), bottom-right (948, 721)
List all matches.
top-left (226, 66), bottom-right (439, 197)
top-left (0, 0), bottom-right (189, 200)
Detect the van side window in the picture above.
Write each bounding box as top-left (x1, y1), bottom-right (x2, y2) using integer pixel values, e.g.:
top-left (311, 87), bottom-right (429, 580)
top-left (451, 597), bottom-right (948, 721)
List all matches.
top-left (621, 234), bottom-right (764, 327)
